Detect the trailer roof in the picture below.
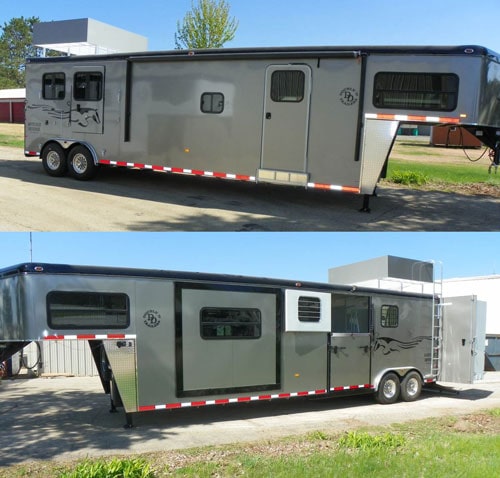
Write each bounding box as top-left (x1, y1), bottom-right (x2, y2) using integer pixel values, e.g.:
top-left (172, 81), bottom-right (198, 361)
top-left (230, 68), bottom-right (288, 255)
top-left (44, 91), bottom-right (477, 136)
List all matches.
top-left (0, 263), bottom-right (435, 300)
top-left (26, 44), bottom-right (500, 64)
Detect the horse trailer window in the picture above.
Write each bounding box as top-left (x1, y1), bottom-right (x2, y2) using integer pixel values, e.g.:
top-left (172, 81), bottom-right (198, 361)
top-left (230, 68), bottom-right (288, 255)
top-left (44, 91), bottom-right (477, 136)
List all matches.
top-left (373, 72), bottom-right (459, 111)
top-left (271, 70), bottom-right (305, 102)
top-left (381, 305), bottom-right (399, 328)
top-left (332, 295), bottom-right (370, 333)
top-left (200, 307), bottom-right (261, 339)
top-left (201, 92), bottom-right (224, 114)
top-left (74, 72), bottom-right (103, 101)
top-left (43, 73), bottom-right (65, 100)
top-left (47, 291), bottom-right (129, 329)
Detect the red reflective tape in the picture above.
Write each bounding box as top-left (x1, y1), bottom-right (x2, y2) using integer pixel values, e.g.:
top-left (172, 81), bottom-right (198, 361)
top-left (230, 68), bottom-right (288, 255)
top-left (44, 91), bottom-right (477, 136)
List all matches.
top-left (191, 401), bottom-right (207, 407)
top-left (215, 398), bottom-right (230, 405)
top-left (116, 161), bottom-right (128, 167)
top-left (236, 174), bottom-right (251, 181)
top-left (107, 334), bottom-right (126, 339)
top-left (297, 391), bottom-right (309, 396)
top-left (44, 335), bottom-right (65, 340)
top-left (237, 396), bottom-right (251, 402)
top-left (152, 165), bottom-right (164, 171)
top-left (278, 393), bottom-right (291, 398)
top-left (134, 163), bottom-right (145, 169)
top-left (343, 186), bottom-right (361, 194)
top-left (259, 394), bottom-right (272, 400)
top-left (191, 169), bottom-right (204, 176)
top-left (138, 405), bottom-right (156, 412)
top-left (166, 403), bottom-right (182, 409)
top-left (76, 334), bottom-right (96, 339)
top-left (213, 171), bottom-right (226, 178)
top-left (171, 167), bottom-right (184, 173)
top-left (315, 389), bottom-right (327, 395)
top-left (99, 159), bottom-right (111, 165)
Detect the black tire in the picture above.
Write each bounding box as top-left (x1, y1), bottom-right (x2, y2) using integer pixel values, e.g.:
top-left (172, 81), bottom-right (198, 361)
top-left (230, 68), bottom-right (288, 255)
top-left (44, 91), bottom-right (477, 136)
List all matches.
top-left (400, 371), bottom-right (422, 402)
top-left (67, 145), bottom-right (98, 180)
top-left (41, 143), bottom-right (67, 177)
top-left (376, 372), bottom-right (401, 404)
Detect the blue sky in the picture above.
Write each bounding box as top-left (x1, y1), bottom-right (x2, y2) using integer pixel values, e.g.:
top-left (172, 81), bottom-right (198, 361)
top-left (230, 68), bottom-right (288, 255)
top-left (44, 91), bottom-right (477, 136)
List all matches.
top-left (0, 232), bottom-right (497, 282)
top-left (2, 0), bottom-right (500, 52)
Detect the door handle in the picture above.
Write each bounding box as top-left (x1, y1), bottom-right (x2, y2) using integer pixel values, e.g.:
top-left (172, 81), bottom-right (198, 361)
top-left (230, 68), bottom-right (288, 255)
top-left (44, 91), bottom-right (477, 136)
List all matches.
top-left (359, 346), bottom-right (369, 353)
top-left (266, 112), bottom-right (272, 120)
top-left (332, 346), bottom-right (347, 354)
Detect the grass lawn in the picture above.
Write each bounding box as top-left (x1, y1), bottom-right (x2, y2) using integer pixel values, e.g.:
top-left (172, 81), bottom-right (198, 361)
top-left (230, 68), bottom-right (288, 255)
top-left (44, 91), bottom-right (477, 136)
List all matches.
top-left (3, 409), bottom-right (499, 477)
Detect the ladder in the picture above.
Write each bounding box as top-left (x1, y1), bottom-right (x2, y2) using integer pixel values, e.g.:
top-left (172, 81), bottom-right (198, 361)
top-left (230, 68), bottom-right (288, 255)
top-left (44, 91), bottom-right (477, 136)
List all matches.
top-left (431, 262), bottom-right (443, 379)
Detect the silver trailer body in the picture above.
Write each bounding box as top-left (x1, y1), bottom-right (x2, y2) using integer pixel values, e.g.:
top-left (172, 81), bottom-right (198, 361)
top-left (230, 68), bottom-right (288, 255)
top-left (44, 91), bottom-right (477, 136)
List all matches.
top-left (0, 263), bottom-right (476, 425)
top-left (24, 45), bottom-right (500, 200)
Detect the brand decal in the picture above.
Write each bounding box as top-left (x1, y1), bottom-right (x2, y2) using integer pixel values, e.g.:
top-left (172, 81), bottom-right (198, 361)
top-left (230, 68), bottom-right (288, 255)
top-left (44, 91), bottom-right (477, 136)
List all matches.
top-left (143, 309), bottom-right (161, 328)
top-left (340, 87), bottom-right (359, 106)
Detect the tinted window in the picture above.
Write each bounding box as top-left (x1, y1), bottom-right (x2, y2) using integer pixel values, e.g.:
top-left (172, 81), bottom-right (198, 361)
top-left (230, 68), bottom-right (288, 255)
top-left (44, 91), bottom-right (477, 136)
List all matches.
top-left (373, 72), bottom-right (459, 111)
top-left (271, 70), bottom-right (305, 102)
top-left (200, 307), bottom-right (261, 339)
top-left (332, 295), bottom-right (370, 333)
top-left (381, 305), bottom-right (399, 328)
top-left (74, 72), bottom-right (103, 101)
top-left (43, 73), bottom-right (65, 100)
top-left (201, 92), bottom-right (224, 114)
top-left (47, 291), bottom-right (129, 329)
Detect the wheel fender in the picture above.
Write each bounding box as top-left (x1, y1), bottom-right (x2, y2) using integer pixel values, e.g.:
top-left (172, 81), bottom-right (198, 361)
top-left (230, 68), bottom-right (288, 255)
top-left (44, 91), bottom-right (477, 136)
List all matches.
top-left (69, 141), bottom-right (100, 166)
top-left (373, 368), bottom-right (407, 391)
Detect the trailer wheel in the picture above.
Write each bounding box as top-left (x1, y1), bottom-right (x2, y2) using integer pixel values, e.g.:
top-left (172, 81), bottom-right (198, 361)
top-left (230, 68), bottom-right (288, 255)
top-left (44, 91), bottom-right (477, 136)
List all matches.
top-left (68, 145), bottom-right (98, 180)
top-left (400, 371), bottom-right (422, 402)
top-left (41, 143), bottom-right (67, 177)
top-left (376, 372), bottom-right (401, 404)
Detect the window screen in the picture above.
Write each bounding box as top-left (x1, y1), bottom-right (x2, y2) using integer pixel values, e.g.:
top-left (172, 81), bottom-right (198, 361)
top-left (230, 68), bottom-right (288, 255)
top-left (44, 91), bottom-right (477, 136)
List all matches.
top-left (47, 291), bottom-right (129, 329)
top-left (373, 72), bottom-right (459, 111)
top-left (200, 307), bottom-right (261, 339)
top-left (201, 92), bottom-right (224, 114)
top-left (381, 305), bottom-right (399, 328)
top-left (43, 73), bottom-right (65, 100)
top-left (271, 70), bottom-right (305, 102)
top-left (74, 72), bottom-right (103, 101)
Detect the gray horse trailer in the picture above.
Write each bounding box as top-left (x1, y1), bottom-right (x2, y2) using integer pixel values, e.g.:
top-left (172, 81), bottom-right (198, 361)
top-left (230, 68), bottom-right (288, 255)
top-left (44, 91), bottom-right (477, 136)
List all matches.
top-left (24, 45), bottom-right (500, 209)
top-left (0, 263), bottom-right (480, 426)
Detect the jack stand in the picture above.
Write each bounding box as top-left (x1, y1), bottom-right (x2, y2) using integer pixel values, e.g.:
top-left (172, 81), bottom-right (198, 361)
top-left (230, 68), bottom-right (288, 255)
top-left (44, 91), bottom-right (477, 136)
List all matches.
top-left (124, 412), bottom-right (134, 429)
top-left (359, 194), bottom-right (371, 213)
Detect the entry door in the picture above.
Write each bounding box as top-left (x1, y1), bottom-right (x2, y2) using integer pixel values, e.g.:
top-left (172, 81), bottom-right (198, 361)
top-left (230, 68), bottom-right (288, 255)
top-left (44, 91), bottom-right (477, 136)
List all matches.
top-left (329, 294), bottom-right (371, 388)
top-left (261, 64), bottom-right (312, 172)
top-left (71, 66), bottom-right (105, 134)
top-left (441, 295), bottom-right (486, 383)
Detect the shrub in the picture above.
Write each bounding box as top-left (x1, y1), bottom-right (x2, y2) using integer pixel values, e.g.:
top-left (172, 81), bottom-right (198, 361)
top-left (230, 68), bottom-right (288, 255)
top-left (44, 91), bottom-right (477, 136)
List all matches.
top-left (58, 458), bottom-right (155, 478)
top-left (390, 169), bottom-right (428, 186)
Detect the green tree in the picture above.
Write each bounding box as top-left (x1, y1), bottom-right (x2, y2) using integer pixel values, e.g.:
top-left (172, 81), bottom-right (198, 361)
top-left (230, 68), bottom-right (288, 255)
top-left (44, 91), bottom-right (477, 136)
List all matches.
top-left (175, 0), bottom-right (238, 49)
top-left (0, 16), bottom-right (41, 88)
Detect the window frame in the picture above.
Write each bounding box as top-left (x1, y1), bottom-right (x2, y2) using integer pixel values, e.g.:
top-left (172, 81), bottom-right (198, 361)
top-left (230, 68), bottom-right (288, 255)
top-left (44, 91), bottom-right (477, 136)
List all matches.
top-left (270, 70), bottom-right (305, 103)
top-left (47, 290), bottom-right (130, 329)
top-left (73, 71), bottom-right (104, 101)
top-left (42, 72), bottom-right (66, 100)
top-left (373, 71), bottom-right (459, 112)
top-left (200, 92), bottom-right (225, 114)
top-left (380, 304), bottom-right (399, 328)
top-left (200, 306), bottom-right (262, 340)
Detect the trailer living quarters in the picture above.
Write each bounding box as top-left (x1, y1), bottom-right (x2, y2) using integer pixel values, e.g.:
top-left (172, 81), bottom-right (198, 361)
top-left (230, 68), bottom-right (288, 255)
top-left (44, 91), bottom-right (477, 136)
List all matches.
top-left (0, 262), bottom-right (479, 427)
top-left (24, 45), bottom-right (500, 208)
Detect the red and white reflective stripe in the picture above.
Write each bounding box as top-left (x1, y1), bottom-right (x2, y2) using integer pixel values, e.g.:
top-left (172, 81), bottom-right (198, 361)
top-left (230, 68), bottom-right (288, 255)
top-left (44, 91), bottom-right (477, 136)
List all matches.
top-left (138, 384), bottom-right (374, 412)
top-left (99, 159), bottom-right (256, 182)
top-left (307, 182), bottom-right (360, 193)
top-left (365, 113), bottom-right (461, 124)
top-left (330, 383), bottom-right (374, 392)
top-left (43, 334), bottom-right (136, 340)
top-left (25, 150), bottom-right (39, 157)
top-left (424, 378), bottom-right (437, 383)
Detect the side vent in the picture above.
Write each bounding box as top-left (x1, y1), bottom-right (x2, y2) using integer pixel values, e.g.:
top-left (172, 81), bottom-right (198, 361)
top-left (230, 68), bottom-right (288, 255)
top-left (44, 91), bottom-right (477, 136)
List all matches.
top-left (285, 289), bottom-right (331, 332)
top-left (298, 296), bottom-right (321, 322)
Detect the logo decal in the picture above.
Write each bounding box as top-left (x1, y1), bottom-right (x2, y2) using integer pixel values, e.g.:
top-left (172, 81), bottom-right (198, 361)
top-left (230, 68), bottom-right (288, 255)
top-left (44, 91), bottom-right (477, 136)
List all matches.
top-left (340, 87), bottom-right (359, 106)
top-left (143, 309), bottom-right (161, 328)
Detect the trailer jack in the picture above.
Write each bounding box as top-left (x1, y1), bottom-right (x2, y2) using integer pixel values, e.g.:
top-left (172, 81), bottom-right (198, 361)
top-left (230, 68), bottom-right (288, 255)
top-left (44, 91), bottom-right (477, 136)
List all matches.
top-left (360, 192), bottom-right (375, 213)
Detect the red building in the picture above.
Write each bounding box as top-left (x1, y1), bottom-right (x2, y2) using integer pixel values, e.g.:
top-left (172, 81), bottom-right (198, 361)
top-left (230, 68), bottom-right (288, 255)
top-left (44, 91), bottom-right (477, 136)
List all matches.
top-left (0, 88), bottom-right (25, 123)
